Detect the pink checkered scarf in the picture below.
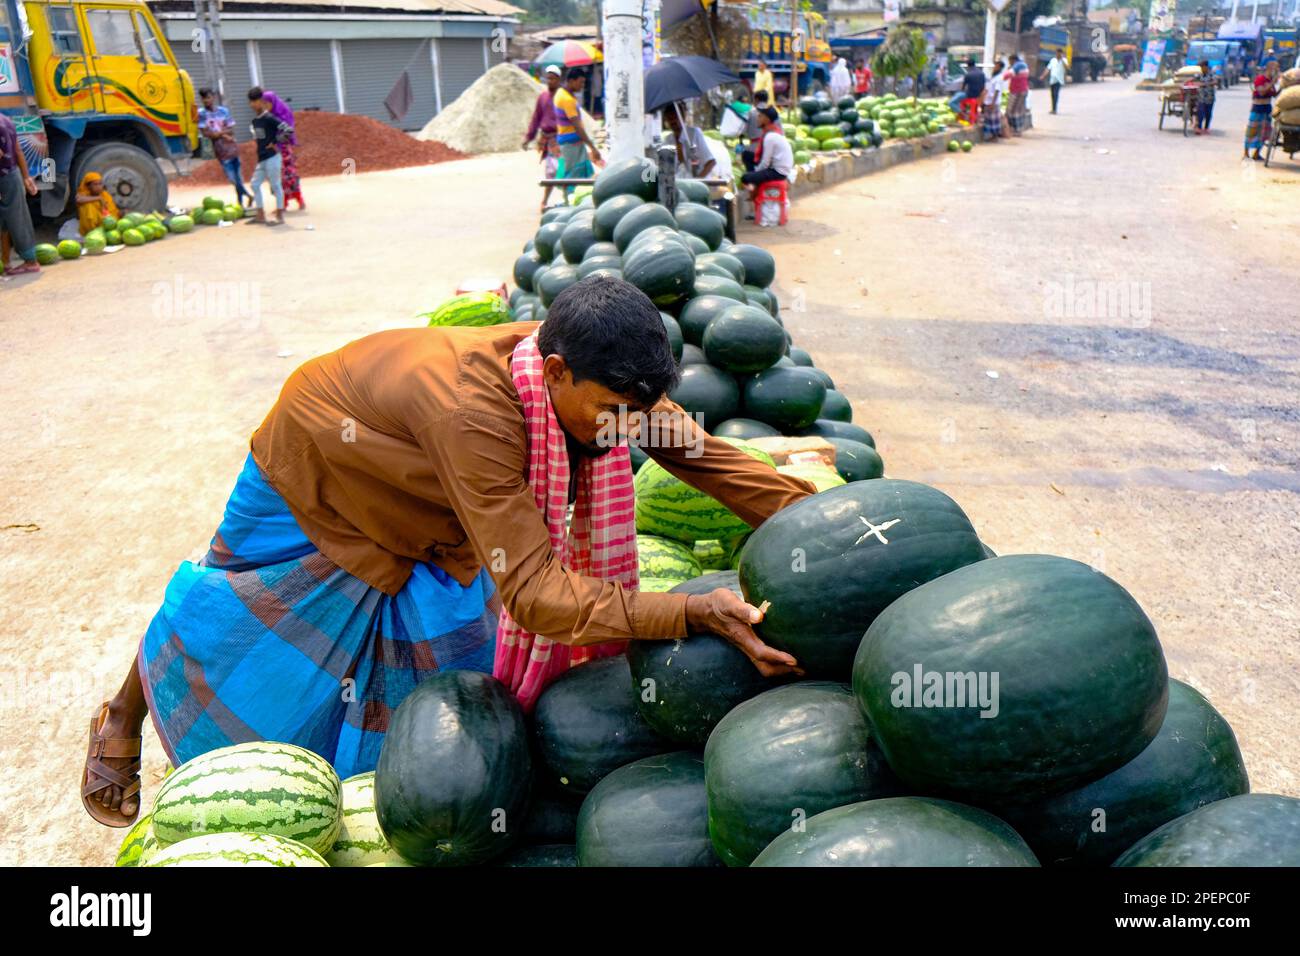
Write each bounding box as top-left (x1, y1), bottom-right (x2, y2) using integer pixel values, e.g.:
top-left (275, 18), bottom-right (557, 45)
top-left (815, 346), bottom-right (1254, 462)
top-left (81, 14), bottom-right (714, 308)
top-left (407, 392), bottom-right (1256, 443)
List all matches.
top-left (493, 333), bottom-right (639, 711)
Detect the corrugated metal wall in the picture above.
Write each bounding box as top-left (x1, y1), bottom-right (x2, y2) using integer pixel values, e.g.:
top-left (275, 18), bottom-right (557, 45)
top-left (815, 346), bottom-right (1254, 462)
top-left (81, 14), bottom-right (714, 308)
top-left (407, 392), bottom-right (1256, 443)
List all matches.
top-left (173, 39), bottom-right (257, 142)
top-left (255, 39), bottom-right (338, 114)
top-left (437, 37), bottom-right (488, 108)
top-left (340, 38), bottom-right (436, 130)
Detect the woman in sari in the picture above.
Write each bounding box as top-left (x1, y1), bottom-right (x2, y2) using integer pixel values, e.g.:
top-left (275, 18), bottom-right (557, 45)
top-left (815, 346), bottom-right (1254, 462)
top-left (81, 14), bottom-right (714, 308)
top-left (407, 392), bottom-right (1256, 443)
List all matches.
top-left (75, 171), bottom-right (119, 235)
top-left (252, 88), bottom-right (305, 210)
top-left (1244, 61), bottom-right (1281, 161)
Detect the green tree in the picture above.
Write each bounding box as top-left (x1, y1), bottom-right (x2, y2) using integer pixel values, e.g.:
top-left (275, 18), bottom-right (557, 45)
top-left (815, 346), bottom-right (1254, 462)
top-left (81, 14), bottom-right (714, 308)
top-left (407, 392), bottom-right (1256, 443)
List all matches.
top-left (872, 25), bottom-right (929, 98)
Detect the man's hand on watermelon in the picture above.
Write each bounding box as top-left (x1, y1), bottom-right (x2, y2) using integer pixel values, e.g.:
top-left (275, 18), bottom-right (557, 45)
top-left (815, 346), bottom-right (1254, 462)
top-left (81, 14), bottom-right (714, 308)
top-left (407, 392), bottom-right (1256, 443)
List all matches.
top-left (685, 590), bottom-right (802, 678)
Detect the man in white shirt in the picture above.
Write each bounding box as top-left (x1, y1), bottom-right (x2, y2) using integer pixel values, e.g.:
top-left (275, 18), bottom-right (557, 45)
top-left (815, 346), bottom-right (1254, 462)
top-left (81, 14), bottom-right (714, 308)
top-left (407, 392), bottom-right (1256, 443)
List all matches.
top-left (662, 102), bottom-right (717, 179)
top-left (740, 107), bottom-right (793, 196)
top-left (1041, 50), bottom-right (1068, 114)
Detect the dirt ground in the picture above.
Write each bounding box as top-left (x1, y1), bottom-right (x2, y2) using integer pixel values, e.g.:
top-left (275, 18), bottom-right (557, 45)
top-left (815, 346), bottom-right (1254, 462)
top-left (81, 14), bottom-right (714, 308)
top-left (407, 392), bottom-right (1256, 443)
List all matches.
top-left (2, 78), bottom-right (1297, 865)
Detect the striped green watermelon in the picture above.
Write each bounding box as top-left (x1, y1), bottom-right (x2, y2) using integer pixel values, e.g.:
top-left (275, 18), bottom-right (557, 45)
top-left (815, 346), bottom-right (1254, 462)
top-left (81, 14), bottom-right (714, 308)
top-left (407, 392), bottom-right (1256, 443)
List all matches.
top-left (151, 741), bottom-right (343, 853)
top-left (114, 813), bottom-right (159, 867)
top-left (638, 534), bottom-right (703, 581)
top-left (777, 462), bottom-right (847, 492)
top-left (325, 772), bottom-right (405, 867)
top-left (640, 577), bottom-right (689, 593)
top-left (145, 831), bottom-right (329, 867)
top-left (635, 440), bottom-right (776, 543)
top-left (421, 291), bottom-right (509, 328)
top-left (694, 539), bottom-right (729, 570)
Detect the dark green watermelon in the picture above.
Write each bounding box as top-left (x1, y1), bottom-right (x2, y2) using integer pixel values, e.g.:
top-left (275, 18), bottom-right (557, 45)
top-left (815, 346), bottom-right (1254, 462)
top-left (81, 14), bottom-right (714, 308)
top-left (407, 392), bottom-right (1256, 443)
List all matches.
top-left (513, 251), bottom-right (543, 292)
top-left (798, 418), bottom-right (875, 447)
top-left (669, 364), bottom-right (740, 433)
top-left (559, 213), bottom-right (598, 263)
top-left (374, 671), bottom-right (531, 866)
top-left (582, 240), bottom-right (621, 261)
top-left (674, 202), bottom-right (726, 250)
top-left (533, 656), bottom-right (671, 799)
top-left (691, 274), bottom-right (747, 303)
top-left (496, 844), bottom-right (578, 867)
top-left (695, 252), bottom-right (745, 284)
top-left (819, 389), bottom-right (852, 422)
top-left (593, 194), bottom-right (645, 242)
top-left (677, 294), bottom-right (736, 345)
top-left (730, 244), bottom-right (776, 288)
top-left (576, 752), bottom-right (722, 867)
top-left (593, 157), bottom-right (659, 206)
top-left (679, 343), bottom-right (708, 366)
top-left (536, 263), bottom-right (580, 307)
top-left (713, 418), bottom-right (780, 440)
top-left (613, 203), bottom-right (678, 252)
top-left (742, 366), bottom-right (826, 432)
top-left (533, 221), bottom-right (566, 263)
top-left (704, 681), bottom-right (901, 866)
top-left (660, 312), bottom-right (684, 363)
top-left (520, 789), bottom-right (580, 845)
top-left (855, 555), bottom-right (1169, 803)
top-left (739, 479), bottom-right (985, 678)
top-left (577, 255), bottom-right (623, 278)
top-left (1001, 679), bottom-right (1248, 867)
top-left (830, 437), bottom-right (884, 482)
top-left (753, 797), bottom-right (1040, 867)
top-left (1113, 794), bottom-right (1300, 867)
top-left (787, 347), bottom-right (814, 367)
top-left (702, 305), bottom-right (787, 374)
top-left (623, 237), bottom-right (696, 307)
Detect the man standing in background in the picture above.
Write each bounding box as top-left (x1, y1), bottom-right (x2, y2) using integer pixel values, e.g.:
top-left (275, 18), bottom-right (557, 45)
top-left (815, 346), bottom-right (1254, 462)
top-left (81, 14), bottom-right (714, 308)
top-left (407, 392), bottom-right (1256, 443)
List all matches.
top-left (854, 59), bottom-right (872, 97)
top-left (1042, 50), bottom-right (1068, 114)
top-left (199, 88), bottom-right (253, 208)
top-left (1007, 53), bottom-right (1031, 135)
top-left (524, 64), bottom-right (562, 211)
top-left (0, 112), bottom-right (41, 277)
top-left (752, 59), bottom-right (775, 105)
top-left (554, 69), bottom-right (602, 193)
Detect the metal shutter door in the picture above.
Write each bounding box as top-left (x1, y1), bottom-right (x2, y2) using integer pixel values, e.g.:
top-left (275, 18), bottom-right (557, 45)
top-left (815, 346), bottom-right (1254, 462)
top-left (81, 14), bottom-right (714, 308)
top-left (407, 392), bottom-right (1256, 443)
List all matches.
top-left (256, 39), bottom-right (337, 115)
top-left (173, 39), bottom-right (256, 142)
top-left (438, 38), bottom-right (487, 109)
top-left (341, 38), bottom-right (435, 130)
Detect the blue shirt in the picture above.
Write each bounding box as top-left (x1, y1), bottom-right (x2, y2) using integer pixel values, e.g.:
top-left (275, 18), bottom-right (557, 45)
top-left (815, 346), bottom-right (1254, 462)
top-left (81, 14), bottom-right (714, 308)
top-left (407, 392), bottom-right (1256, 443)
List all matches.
top-left (199, 104), bottom-right (234, 134)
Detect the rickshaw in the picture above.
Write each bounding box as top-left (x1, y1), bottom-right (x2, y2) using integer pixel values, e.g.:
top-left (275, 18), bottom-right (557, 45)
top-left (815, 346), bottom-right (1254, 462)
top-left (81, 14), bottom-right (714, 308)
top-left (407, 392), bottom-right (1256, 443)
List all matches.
top-left (1158, 65), bottom-right (1203, 136)
top-left (1264, 119), bottom-right (1300, 167)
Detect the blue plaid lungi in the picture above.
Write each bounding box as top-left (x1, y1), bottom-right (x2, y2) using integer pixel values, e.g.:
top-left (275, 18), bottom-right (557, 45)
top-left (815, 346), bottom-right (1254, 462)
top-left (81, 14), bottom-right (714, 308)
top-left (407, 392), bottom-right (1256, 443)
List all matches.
top-left (139, 454), bottom-right (496, 779)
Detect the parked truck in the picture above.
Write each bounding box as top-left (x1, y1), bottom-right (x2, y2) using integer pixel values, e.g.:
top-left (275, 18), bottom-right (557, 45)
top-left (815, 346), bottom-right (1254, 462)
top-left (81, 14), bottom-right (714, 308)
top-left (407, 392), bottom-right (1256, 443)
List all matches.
top-left (735, 4), bottom-right (834, 98)
top-left (0, 0), bottom-right (198, 224)
top-left (1263, 26), bottom-right (1299, 71)
top-left (1061, 18), bottom-right (1110, 82)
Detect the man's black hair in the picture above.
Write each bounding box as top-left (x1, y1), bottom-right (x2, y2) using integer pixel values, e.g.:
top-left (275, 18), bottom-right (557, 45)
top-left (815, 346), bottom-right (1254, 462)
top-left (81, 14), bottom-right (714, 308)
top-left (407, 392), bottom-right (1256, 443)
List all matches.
top-left (966, 58), bottom-right (977, 68)
top-left (760, 106), bottom-right (779, 123)
top-left (566, 67), bottom-right (585, 83)
top-left (199, 87), bottom-right (214, 98)
top-left (248, 86), bottom-right (264, 101)
top-left (754, 90), bottom-right (770, 104)
top-left (538, 275), bottom-right (679, 407)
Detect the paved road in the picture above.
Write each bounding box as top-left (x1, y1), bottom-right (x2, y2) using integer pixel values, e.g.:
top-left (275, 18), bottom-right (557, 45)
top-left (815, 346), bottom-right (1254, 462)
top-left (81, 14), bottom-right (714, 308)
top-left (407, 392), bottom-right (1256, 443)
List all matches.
top-left (1, 77), bottom-right (1296, 864)
top-left (772, 78), bottom-right (1300, 802)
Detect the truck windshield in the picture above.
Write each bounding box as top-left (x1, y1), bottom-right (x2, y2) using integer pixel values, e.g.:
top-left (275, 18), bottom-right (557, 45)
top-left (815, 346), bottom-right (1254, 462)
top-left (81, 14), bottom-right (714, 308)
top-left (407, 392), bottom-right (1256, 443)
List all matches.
top-left (86, 8), bottom-right (140, 57)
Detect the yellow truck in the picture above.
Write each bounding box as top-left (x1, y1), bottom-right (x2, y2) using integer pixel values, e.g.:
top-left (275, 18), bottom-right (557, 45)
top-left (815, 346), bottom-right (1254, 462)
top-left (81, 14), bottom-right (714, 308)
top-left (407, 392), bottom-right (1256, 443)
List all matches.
top-left (1, 0), bottom-right (198, 221)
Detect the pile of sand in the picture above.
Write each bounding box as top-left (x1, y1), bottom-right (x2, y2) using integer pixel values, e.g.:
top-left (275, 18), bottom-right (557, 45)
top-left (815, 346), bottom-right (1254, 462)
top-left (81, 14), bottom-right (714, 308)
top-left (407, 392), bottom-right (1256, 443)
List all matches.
top-left (418, 63), bottom-right (546, 154)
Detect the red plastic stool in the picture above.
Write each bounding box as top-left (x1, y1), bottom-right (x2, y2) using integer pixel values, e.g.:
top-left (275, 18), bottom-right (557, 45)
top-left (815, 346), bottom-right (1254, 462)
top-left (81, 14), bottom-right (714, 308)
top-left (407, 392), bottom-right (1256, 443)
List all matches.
top-left (756, 179), bottom-right (789, 227)
top-left (960, 97), bottom-right (981, 126)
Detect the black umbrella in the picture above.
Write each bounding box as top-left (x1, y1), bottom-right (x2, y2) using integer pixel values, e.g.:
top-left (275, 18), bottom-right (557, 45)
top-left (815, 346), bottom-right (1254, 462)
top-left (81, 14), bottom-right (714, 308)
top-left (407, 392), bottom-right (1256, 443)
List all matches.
top-left (644, 55), bottom-right (742, 114)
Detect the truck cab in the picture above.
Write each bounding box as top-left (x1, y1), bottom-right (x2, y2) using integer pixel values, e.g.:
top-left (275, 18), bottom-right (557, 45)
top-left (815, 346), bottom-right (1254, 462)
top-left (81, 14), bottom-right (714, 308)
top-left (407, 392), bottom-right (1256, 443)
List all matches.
top-left (1263, 27), bottom-right (1298, 70)
top-left (1, 0), bottom-right (198, 221)
top-left (1186, 39), bottom-right (1232, 89)
top-left (737, 4), bottom-right (833, 97)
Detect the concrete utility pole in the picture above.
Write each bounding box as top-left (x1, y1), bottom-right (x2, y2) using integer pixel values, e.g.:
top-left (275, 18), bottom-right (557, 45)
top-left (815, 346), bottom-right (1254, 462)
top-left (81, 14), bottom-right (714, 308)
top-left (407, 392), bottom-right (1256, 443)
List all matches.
top-left (603, 0), bottom-right (646, 163)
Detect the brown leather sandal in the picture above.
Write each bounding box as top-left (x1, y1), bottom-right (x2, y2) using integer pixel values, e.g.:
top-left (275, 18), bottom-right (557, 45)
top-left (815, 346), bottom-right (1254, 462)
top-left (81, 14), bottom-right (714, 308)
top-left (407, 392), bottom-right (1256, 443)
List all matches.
top-left (82, 701), bottom-right (142, 827)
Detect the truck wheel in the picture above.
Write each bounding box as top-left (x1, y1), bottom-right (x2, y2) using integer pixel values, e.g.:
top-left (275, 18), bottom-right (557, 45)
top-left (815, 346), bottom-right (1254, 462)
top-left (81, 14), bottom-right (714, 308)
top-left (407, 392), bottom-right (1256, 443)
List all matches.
top-left (72, 143), bottom-right (168, 216)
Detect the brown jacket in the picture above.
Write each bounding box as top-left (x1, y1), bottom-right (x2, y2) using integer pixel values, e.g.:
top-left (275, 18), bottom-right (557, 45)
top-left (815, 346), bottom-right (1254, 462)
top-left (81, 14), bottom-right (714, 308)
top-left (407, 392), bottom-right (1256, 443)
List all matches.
top-left (250, 323), bottom-right (814, 646)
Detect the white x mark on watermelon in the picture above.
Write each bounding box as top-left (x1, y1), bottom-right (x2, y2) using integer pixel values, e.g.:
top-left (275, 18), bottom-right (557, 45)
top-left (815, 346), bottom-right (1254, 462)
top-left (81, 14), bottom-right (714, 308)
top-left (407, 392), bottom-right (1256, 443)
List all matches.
top-left (855, 516), bottom-right (902, 546)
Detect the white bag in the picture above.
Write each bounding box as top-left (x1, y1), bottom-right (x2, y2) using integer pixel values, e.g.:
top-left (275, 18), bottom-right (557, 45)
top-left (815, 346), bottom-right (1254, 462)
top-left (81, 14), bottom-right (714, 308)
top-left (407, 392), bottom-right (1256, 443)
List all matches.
top-left (57, 218), bottom-right (83, 242)
top-left (719, 104), bottom-right (749, 138)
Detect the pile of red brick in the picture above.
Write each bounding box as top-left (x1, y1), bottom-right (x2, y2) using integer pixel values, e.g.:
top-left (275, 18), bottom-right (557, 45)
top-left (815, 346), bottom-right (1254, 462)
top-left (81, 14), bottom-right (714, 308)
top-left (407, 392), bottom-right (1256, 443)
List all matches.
top-left (187, 111), bottom-right (466, 185)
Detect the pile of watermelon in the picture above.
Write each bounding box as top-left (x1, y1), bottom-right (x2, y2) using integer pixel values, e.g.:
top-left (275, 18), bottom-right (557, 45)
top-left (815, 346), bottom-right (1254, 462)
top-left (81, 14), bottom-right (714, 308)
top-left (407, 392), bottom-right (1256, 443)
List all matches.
top-left (30, 197), bottom-right (242, 269)
top-left (115, 161), bottom-right (1298, 870)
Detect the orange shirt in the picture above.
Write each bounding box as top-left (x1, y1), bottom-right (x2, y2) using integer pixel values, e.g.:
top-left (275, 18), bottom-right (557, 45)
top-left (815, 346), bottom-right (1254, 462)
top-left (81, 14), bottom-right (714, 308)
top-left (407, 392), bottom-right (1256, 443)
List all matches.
top-left (250, 324), bottom-right (814, 644)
